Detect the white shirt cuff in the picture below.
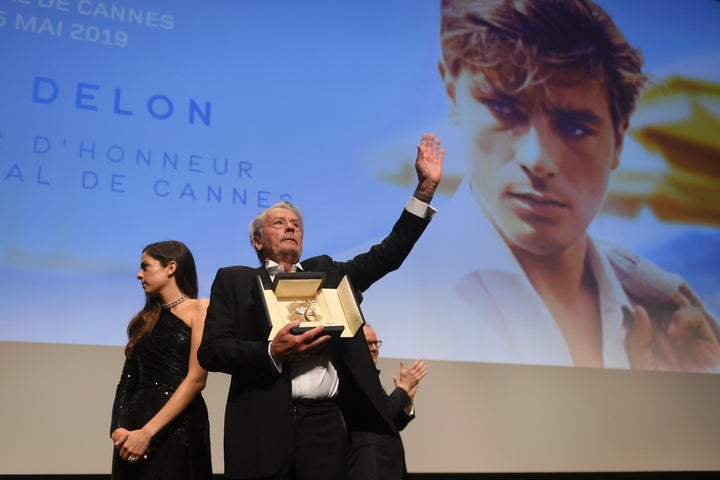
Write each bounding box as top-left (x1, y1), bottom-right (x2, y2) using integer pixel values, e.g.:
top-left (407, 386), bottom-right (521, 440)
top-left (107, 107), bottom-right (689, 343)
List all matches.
top-left (268, 342), bottom-right (282, 373)
top-left (405, 196), bottom-right (437, 220)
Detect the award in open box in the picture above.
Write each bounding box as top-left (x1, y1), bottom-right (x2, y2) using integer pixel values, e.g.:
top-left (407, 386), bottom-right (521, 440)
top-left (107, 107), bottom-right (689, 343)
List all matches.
top-left (254, 272), bottom-right (366, 340)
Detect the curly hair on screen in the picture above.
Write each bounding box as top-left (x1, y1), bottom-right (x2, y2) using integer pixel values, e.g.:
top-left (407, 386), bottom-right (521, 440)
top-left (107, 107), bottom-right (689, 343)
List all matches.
top-left (440, 0), bottom-right (648, 129)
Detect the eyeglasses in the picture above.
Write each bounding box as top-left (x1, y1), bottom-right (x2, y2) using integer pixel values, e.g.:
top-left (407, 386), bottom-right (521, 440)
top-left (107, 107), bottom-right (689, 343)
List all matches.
top-left (367, 340), bottom-right (382, 348)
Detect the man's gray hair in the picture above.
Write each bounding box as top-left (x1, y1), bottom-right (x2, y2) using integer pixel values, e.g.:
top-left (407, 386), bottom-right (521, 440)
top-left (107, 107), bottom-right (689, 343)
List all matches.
top-left (248, 201), bottom-right (304, 264)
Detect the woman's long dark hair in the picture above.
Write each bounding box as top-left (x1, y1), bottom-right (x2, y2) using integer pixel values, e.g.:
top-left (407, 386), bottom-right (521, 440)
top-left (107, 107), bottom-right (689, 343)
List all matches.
top-left (125, 240), bottom-right (199, 357)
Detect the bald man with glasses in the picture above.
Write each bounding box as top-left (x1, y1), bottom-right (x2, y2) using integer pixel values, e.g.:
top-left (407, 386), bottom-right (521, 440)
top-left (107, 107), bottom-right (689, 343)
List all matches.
top-left (348, 324), bottom-right (428, 480)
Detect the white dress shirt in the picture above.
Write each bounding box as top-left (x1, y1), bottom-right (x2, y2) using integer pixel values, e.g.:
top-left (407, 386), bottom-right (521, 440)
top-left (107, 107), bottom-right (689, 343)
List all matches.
top-left (362, 180), bottom-right (637, 368)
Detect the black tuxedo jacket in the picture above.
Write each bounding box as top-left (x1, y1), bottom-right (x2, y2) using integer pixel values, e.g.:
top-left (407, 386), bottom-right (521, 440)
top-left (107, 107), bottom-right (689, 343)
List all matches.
top-left (198, 208), bottom-right (430, 478)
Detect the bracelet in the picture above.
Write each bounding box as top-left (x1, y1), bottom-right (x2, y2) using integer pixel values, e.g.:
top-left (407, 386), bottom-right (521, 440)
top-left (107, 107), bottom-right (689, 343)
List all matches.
top-left (413, 190), bottom-right (433, 203)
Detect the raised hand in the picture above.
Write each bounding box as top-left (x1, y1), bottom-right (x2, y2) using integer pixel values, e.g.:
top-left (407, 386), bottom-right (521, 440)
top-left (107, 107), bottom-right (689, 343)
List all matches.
top-left (413, 133), bottom-right (444, 202)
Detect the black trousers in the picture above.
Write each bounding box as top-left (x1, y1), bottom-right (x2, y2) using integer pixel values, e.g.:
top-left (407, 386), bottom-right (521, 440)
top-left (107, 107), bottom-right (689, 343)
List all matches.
top-left (260, 397), bottom-right (348, 480)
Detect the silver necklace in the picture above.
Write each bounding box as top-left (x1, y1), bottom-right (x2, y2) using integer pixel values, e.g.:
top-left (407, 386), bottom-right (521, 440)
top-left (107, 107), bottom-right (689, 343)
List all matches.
top-left (162, 296), bottom-right (187, 309)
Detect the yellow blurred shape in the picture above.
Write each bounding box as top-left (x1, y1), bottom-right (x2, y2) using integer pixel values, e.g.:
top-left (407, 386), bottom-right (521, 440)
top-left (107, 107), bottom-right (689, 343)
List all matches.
top-left (609, 76), bottom-right (720, 225)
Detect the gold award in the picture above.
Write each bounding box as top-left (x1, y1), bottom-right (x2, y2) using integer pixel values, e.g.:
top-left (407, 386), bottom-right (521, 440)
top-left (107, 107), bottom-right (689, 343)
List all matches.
top-left (286, 299), bottom-right (323, 322)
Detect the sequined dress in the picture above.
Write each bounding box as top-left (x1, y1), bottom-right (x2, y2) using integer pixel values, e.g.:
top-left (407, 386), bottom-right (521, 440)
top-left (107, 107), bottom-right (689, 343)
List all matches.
top-left (110, 309), bottom-right (212, 479)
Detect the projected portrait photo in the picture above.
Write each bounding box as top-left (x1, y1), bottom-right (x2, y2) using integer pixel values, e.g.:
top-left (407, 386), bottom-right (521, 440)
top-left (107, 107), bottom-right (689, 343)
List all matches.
top-left (361, 0), bottom-right (720, 373)
top-left (4, 1), bottom-right (720, 477)
top-left (1, 0), bottom-right (718, 374)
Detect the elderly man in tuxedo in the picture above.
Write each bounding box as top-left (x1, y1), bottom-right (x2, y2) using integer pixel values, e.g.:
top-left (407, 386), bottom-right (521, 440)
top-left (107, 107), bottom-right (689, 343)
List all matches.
top-left (198, 133), bottom-right (444, 480)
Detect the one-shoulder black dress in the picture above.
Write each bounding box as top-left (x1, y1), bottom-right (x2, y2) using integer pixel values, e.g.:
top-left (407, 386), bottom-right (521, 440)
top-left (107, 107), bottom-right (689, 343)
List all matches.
top-left (110, 309), bottom-right (212, 479)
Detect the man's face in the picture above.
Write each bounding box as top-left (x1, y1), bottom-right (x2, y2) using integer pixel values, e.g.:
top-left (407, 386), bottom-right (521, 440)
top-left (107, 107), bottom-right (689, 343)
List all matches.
top-left (363, 325), bottom-right (380, 364)
top-left (253, 207), bottom-right (303, 264)
top-left (444, 67), bottom-right (626, 256)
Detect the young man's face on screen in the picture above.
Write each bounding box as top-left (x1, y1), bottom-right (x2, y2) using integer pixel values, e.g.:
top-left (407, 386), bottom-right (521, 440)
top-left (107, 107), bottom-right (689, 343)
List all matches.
top-left (445, 67), bottom-right (626, 256)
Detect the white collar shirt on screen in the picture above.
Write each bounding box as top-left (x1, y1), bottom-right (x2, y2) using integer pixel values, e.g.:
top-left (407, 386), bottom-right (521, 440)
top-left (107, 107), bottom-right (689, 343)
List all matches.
top-left (361, 180), bottom-right (634, 368)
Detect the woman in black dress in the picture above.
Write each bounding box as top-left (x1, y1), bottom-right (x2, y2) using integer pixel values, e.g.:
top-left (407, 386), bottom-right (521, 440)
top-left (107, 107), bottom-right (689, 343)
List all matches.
top-left (110, 240), bottom-right (212, 479)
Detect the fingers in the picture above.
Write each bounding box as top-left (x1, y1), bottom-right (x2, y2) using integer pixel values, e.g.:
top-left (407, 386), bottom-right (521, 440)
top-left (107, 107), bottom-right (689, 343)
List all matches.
top-left (417, 133), bottom-right (445, 159)
top-left (113, 436), bottom-right (128, 451)
top-left (273, 321), bottom-right (318, 345)
top-left (677, 284), bottom-right (707, 311)
top-left (625, 305), bottom-right (656, 370)
top-left (410, 359), bottom-right (427, 369)
top-left (419, 133), bottom-right (440, 151)
top-left (125, 453), bottom-right (148, 463)
top-left (407, 359), bottom-right (427, 374)
top-left (667, 307), bottom-right (720, 369)
top-left (115, 429), bottom-right (152, 463)
top-left (627, 303), bottom-right (720, 372)
top-left (625, 305), bottom-right (681, 371)
top-left (668, 307), bottom-right (715, 340)
top-left (271, 321), bottom-right (330, 362)
top-left (414, 360), bottom-right (428, 380)
top-left (399, 359), bottom-right (428, 383)
top-left (280, 320), bottom-right (326, 343)
top-left (278, 320), bottom-right (302, 335)
top-left (671, 291), bottom-right (690, 309)
top-left (414, 132), bottom-right (444, 196)
top-left (298, 324), bottom-right (326, 342)
top-left (626, 305), bottom-right (652, 347)
top-left (119, 444), bottom-right (143, 462)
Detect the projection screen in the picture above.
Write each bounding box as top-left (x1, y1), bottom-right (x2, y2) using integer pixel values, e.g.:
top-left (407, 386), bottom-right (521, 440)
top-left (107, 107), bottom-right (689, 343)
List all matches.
top-left (1, 0), bottom-right (719, 475)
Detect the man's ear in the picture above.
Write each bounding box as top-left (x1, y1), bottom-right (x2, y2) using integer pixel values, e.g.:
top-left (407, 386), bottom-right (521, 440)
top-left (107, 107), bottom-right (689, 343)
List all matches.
top-left (252, 235), bottom-right (262, 251)
top-left (612, 118), bottom-right (630, 170)
top-left (438, 60), bottom-right (458, 125)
